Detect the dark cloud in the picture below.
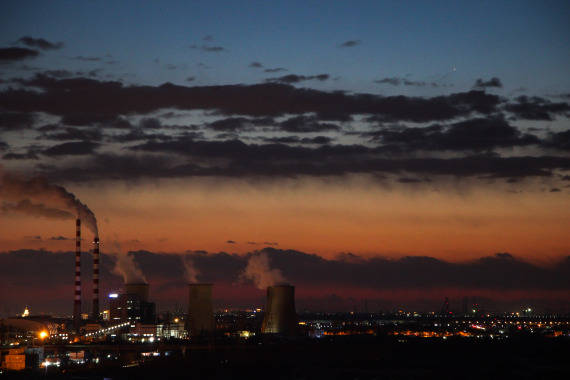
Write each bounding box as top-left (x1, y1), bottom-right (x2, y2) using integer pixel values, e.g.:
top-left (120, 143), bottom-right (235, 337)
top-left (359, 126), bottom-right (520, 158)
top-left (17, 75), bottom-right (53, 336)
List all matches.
top-left (39, 126), bottom-right (103, 141)
top-left (121, 117), bottom-right (199, 140)
top-left (2, 150), bottom-right (39, 160)
top-left (266, 74), bottom-right (330, 84)
top-left (473, 77), bottom-right (503, 89)
top-left (0, 112), bottom-right (35, 130)
top-left (17, 36), bottom-right (63, 50)
top-left (190, 44), bottom-right (226, 52)
top-left (374, 77), bottom-right (438, 87)
top-left (41, 141), bottom-right (100, 156)
top-left (279, 116), bottom-right (340, 133)
top-left (0, 47), bottom-right (39, 62)
top-left (49, 236), bottom-right (71, 240)
top-left (203, 35), bottom-right (213, 42)
top-left (206, 117), bottom-right (272, 132)
top-left (41, 141), bottom-right (566, 182)
top-left (505, 96), bottom-right (570, 121)
top-left (186, 76), bottom-right (195, 82)
top-left (207, 117), bottom-right (247, 131)
top-left (398, 177), bottom-right (430, 183)
top-left (550, 188), bottom-right (561, 192)
top-left (249, 62), bottom-right (263, 68)
top-left (2, 75), bottom-right (502, 123)
top-left (108, 128), bottom-right (178, 143)
top-left (366, 117), bottom-right (540, 151)
top-left (316, 110), bottom-right (353, 122)
top-left (226, 240), bottom-right (236, 244)
top-left (339, 40), bottom-right (361, 48)
top-left (71, 56), bottom-right (101, 62)
top-left (543, 130), bottom-right (570, 151)
top-left (0, 249), bottom-right (568, 313)
top-left (60, 113), bottom-right (132, 128)
top-left (262, 136), bottom-right (333, 145)
top-left (42, 70), bottom-right (75, 78)
top-left (264, 67), bottom-right (287, 73)
top-left (374, 77), bottom-right (400, 86)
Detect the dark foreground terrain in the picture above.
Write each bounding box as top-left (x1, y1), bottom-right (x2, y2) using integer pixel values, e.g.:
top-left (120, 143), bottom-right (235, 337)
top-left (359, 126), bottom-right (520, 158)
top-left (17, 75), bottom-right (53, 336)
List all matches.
top-left (2, 335), bottom-right (569, 380)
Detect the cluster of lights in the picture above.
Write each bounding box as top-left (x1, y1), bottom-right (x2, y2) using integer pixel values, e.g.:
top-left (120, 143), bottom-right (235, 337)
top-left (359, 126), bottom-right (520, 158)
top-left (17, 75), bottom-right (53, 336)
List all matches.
top-left (85, 322), bottom-right (130, 337)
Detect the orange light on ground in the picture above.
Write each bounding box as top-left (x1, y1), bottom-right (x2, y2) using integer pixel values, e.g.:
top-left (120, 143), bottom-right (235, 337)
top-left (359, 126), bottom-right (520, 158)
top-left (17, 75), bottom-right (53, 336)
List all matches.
top-left (39, 330), bottom-right (48, 339)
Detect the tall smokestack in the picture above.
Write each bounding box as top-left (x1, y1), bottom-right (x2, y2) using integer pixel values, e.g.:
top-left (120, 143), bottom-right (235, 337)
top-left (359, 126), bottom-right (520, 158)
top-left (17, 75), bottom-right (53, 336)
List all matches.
top-left (73, 218), bottom-right (81, 331)
top-left (187, 283), bottom-right (214, 336)
top-left (261, 285), bottom-right (298, 336)
top-left (92, 237), bottom-right (100, 319)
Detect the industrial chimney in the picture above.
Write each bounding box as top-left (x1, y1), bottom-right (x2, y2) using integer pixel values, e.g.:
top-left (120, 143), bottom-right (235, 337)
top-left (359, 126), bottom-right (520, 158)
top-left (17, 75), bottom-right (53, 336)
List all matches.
top-left (73, 218), bottom-right (81, 331)
top-left (92, 237), bottom-right (100, 319)
top-left (261, 285), bottom-right (298, 335)
top-left (187, 283), bottom-right (214, 336)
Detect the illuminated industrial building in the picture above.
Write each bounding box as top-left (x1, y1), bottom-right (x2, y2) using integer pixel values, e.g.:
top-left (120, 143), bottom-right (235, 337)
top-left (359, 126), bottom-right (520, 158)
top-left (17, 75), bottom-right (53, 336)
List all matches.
top-left (109, 283), bottom-right (156, 324)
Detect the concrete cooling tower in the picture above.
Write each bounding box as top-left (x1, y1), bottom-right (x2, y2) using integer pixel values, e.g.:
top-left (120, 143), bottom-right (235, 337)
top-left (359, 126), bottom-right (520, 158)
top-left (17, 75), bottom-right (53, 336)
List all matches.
top-left (261, 285), bottom-right (298, 335)
top-left (187, 283), bottom-right (214, 336)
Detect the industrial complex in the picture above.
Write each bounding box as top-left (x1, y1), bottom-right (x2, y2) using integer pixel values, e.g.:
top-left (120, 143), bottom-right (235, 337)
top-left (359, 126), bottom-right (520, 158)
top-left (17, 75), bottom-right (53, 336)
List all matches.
top-left (1, 219), bottom-right (569, 378)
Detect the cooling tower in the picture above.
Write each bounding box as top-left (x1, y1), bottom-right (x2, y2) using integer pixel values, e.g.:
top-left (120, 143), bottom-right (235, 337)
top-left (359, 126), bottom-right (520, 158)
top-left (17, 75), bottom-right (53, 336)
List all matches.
top-left (125, 283), bottom-right (149, 302)
top-left (73, 218), bottom-right (81, 331)
top-left (92, 237), bottom-right (100, 319)
top-left (187, 283), bottom-right (214, 336)
top-left (261, 285), bottom-right (298, 335)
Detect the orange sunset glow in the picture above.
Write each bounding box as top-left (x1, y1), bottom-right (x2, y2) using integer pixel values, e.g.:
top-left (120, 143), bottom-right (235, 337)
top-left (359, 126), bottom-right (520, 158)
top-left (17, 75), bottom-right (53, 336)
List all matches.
top-left (2, 177), bottom-right (568, 261)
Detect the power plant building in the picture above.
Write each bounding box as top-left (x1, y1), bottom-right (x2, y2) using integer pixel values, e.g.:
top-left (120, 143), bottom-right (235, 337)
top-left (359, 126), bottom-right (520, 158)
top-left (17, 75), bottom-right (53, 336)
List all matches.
top-left (109, 283), bottom-right (156, 324)
top-left (187, 283), bottom-right (215, 336)
top-left (261, 285), bottom-right (298, 336)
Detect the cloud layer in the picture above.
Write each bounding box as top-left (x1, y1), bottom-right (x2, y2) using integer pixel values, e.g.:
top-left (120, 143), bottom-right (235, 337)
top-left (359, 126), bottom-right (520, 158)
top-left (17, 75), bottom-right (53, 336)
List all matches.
top-left (0, 248), bottom-right (568, 314)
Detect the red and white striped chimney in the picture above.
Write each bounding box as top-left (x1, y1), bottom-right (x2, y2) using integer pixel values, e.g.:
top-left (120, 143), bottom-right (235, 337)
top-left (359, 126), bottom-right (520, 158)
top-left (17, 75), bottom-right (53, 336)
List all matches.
top-left (92, 237), bottom-right (100, 319)
top-left (73, 218), bottom-right (81, 331)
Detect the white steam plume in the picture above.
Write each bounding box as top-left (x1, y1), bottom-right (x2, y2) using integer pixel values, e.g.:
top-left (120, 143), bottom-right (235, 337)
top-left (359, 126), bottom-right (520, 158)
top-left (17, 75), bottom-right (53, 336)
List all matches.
top-left (241, 251), bottom-right (286, 289)
top-left (110, 242), bottom-right (147, 284)
top-left (0, 171), bottom-right (98, 236)
top-left (182, 256), bottom-right (200, 283)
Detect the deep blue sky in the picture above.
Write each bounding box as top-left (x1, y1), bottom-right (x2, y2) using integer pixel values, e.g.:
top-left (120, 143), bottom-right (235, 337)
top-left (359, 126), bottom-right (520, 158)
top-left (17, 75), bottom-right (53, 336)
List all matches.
top-left (2, 0), bottom-right (569, 94)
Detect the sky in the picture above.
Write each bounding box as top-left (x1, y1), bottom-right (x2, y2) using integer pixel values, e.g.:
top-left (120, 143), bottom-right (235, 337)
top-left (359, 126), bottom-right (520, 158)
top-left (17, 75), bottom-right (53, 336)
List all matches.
top-left (0, 0), bottom-right (569, 315)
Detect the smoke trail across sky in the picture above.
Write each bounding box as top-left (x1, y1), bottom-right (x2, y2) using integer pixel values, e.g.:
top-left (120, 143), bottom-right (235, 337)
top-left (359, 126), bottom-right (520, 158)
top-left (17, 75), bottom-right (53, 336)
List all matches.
top-left (0, 170), bottom-right (98, 236)
top-left (1, 199), bottom-right (75, 220)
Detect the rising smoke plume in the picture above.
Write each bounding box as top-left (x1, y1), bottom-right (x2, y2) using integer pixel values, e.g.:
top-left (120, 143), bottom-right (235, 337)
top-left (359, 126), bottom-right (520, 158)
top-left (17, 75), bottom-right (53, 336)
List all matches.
top-left (110, 242), bottom-right (147, 283)
top-left (241, 251), bottom-right (287, 289)
top-left (0, 171), bottom-right (98, 236)
top-left (182, 256), bottom-right (200, 283)
top-left (1, 199), bottom-right (75, 220)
